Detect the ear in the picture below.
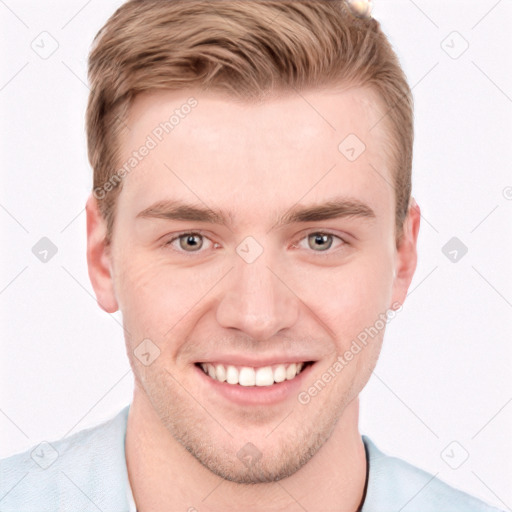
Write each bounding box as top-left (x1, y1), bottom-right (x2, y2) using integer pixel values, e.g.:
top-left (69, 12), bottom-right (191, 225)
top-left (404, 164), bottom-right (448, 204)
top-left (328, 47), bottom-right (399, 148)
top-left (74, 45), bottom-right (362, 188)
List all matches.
top-left (390, 197), bottom-right (421, 308)
top-left (86, 194), bottom-right (119, 313)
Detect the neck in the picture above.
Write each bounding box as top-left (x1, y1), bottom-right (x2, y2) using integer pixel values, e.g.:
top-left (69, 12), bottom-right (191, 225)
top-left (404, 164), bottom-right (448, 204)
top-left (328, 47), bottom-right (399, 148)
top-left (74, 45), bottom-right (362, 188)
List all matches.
top-left (126, 387), bottom-right (367, 512)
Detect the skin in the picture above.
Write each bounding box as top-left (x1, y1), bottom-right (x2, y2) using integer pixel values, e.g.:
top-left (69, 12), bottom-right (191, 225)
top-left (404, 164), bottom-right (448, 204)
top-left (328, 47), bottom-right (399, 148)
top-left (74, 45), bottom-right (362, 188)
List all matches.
top-left (86, 85), bottom-right (420, 511)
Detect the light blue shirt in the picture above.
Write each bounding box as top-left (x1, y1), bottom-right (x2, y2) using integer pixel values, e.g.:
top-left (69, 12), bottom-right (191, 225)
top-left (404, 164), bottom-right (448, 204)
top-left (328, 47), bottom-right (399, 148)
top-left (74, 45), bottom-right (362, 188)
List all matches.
top-left (0, 405), bottom-right (503, 511)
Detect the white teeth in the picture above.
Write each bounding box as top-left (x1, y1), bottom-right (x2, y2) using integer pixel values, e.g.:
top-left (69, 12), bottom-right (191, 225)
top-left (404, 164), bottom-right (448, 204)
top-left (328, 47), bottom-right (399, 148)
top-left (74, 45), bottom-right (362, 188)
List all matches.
top-left (215, 364), bottom-right (226, 382)
top-left (255, 366), bottom-right (274, 386)
top-left (226, 365), bottom-right (239, 385)
top-left (273, 365), bottom-right (286, 383)
top-left (239, 367), bottom-right (256, 386)
top-left (200, 362), bottom-right (308, 386)
top-left (286, 363), bottom-right (297, 380)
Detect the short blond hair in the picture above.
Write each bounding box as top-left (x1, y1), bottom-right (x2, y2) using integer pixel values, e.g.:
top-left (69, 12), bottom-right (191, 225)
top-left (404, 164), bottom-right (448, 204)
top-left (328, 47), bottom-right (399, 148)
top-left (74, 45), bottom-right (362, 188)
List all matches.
top-left (86, 0), bottom-right (413, 245)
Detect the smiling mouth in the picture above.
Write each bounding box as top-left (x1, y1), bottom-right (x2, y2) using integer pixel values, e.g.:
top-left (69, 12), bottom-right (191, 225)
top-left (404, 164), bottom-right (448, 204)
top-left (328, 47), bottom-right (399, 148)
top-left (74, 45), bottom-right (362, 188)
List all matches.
top-left (195, 361), bottom-right (314, 386)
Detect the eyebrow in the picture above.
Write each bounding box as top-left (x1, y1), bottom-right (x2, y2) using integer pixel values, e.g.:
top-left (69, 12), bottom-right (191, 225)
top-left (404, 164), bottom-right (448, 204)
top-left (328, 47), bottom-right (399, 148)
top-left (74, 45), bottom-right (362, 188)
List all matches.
top-left (136, 196), bottom-right (376, 229)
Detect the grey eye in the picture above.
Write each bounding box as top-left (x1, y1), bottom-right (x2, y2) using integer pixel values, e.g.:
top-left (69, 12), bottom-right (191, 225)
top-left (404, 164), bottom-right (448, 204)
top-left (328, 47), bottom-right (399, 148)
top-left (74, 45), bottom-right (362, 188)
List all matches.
top-left (179, 234), bottom-right (204, 251)
top-left (307, 233), bottom-right (333, 251)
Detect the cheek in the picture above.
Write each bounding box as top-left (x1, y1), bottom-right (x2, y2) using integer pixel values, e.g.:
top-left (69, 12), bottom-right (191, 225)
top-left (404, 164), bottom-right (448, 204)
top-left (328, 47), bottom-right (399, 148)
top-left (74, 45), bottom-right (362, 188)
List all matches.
top-left (295, 254), bottom-right (394, 335)
top-left (112, 252), bottom-right (224, 341)
top-left (113, 255), bottom-right (177, 339)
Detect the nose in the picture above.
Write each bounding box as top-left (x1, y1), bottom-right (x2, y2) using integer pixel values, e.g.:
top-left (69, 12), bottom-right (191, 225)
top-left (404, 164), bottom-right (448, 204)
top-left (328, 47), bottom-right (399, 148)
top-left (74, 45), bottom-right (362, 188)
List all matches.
top-left (215, 248), bottom-right (300, 341)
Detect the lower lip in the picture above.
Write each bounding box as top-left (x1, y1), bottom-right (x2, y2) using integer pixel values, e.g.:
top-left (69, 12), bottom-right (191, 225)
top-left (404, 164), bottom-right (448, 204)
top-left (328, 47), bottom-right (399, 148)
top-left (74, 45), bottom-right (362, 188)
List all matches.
top-left (195, 363), bottom-right (315, 406)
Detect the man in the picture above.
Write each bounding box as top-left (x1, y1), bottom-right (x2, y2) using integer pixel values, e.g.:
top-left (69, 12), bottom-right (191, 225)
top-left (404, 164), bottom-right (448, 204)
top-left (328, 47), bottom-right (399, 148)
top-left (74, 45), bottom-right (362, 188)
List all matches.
top-left (0, 0), bottom-right (504, 510)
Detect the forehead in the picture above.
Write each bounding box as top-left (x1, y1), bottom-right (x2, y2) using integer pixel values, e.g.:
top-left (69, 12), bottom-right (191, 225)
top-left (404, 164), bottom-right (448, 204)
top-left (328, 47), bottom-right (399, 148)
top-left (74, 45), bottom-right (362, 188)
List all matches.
top-left (117, 86), bottom-right (394, 226)
top-left (125, 85), bottom-right (387, 150)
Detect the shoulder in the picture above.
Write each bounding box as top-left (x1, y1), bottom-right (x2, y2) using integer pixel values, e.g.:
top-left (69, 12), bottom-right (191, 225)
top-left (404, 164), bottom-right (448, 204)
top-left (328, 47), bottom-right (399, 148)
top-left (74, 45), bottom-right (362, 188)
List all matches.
top-left (0, 405), bottom-right (131, 512)
top-left (361, 435), bottom-right (504, 512)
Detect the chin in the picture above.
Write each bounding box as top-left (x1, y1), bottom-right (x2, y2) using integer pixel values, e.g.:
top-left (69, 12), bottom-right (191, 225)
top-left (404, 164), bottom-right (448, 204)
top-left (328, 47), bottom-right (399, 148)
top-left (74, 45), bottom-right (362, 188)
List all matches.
top-left (159, 399), bottom-right (341, 485)
top-left (184, 438), bottom-right (321, 484)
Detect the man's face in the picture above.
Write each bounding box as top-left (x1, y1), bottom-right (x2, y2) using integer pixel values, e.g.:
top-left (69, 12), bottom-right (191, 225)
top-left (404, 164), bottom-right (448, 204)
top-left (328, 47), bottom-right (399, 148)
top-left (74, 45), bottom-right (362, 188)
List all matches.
top-left (88, 86), bottom-right (418, 483)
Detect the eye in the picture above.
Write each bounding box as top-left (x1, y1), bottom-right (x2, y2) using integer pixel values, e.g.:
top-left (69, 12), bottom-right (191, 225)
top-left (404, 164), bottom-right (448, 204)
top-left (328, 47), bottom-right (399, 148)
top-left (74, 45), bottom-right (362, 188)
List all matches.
top-left (294, 231), bottom-right (347, 254)
top-left (164, 232), bottom-right (214, 253)
top-left (163, 230), bottom-right (347, 257)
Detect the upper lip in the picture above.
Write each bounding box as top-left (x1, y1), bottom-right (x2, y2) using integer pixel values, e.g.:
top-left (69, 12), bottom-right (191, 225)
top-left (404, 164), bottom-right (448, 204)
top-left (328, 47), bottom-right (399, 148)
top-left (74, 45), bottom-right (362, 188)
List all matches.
top-left (195, 355), bottom-right (316, 367)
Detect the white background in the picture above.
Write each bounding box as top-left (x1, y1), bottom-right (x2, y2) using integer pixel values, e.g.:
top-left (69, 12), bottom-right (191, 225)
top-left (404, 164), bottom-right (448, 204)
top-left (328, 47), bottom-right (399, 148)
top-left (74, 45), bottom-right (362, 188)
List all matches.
top-left (1, 0), bottom-right (511, 509)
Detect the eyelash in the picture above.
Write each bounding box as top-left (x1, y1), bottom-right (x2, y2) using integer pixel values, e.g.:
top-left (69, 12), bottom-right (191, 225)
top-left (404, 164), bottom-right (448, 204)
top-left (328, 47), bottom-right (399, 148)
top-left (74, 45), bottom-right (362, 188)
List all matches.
top-left (163, 230), bottom-right (348, 257)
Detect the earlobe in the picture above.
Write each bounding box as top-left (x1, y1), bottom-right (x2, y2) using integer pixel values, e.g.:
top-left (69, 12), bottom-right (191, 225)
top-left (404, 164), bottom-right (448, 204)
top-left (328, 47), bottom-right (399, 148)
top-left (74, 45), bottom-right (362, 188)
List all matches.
top-left (391, 197), bottom-right (421, 307)
top-left (85, 194), bottom-right (119, 313)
